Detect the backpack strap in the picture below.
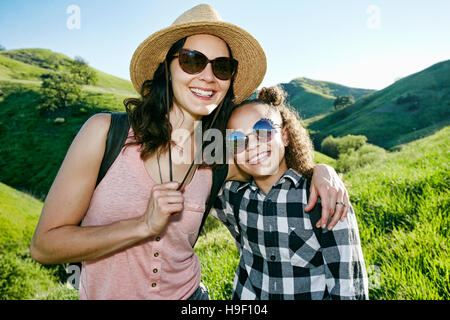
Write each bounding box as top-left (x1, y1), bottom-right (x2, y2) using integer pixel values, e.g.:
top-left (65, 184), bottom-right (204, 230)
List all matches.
top-left (96, 113), bottom-right (130, 187)
top-left (193, 164), bottom-right (229, 247)
top-left (69, 112), bottom-right (130, 288)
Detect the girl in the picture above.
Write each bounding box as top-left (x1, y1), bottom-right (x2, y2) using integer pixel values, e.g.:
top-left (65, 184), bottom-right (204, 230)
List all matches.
top-left (31, 4), bottom-right (350, 300)
top-left (213, 86), bottom-right (369, 299)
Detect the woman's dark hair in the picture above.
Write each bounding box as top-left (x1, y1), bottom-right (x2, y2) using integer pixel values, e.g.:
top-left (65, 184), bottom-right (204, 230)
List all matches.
top-left (124, 37), bottom-right (236, 164)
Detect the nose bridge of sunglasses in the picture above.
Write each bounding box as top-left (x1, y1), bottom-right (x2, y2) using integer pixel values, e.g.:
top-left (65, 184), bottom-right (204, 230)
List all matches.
top-left (198, 60), bottom-right (215, 78)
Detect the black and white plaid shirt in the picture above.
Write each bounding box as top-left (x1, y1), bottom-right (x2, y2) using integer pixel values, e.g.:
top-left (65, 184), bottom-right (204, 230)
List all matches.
top-left (211, 169), bottom-right (369, 300)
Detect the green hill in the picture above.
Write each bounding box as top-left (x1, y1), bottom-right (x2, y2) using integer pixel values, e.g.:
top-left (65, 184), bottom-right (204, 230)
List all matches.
top-left (198, 126), bottom-right (450, 299)
top-left (0, 43), bottom-right (448, 299)
top-left (280, 77), bottom-right (375, 119)
top-left (0, 48), bottom-right (136, 97)
top-left (0, 182), bottom-right (77, 299)
top-left (307, 60), bottom-right (450, 150)
top-left (1, 126), bottom-right (447, 299)
top-left (0, 48), bottom-right (137, 198)
top-left (343, 126), bottom-right (449, 299)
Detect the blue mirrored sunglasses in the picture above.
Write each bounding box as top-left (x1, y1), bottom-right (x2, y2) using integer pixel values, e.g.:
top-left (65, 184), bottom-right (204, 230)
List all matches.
top-left (226, 118), bottom-right (282, 154)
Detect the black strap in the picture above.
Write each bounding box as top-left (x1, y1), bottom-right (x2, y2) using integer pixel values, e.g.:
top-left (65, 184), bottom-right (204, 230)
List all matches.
top-left (68, 113), bottom-right (130, 287)
top-left (72, 113), bottom-right (224, 272)
top-left (96, 113), bottom-right (130, 187)
top-left (95, 112), bottom-right (228, 247)
top-left (93, 111), bottom-right (227, 247)
top-left (193, 164), bottom-right (229, 247)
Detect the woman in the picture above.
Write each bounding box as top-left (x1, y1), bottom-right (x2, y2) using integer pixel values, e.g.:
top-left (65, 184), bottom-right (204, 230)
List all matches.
top-left (30, 4), bottom-right (350, 300)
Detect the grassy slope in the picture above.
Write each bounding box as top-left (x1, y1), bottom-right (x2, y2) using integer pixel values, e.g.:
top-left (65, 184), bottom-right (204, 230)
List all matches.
top-left (0, 118), bottom-right (448, 300)
top-left (344, 126), bottom-right (449, 299)
top-left (0, 77), bottom-right (128, 199)
top-left (1, 47), bottom-right (448, 300)
top-left (280, 77), bottom-right (375, 119)
top-left (0, 49), bottom-right (136, 96)
top-left (314, 151), bottom-right (336, 167)
top-left (196, 126), bottom-right (449, 299)
top-left (308, 60), bottom-right (450, 149)
top-left (0, 182), bottom-right (77, 299)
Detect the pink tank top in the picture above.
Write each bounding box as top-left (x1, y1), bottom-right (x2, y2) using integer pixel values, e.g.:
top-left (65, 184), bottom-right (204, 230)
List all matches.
top-left (79, 130), bottom-right (212, 300)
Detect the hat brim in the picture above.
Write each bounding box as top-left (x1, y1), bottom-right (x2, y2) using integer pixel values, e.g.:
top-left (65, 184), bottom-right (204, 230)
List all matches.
top-left (130, 21), bottom-right (266, 104)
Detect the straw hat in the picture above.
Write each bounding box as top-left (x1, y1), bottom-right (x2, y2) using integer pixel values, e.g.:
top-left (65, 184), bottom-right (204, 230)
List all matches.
top-left (129, 3), bottom-right (266, 103)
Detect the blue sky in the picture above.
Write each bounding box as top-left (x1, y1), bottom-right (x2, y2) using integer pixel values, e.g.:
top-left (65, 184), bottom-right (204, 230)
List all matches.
top-left (1, 0), bottom-right (449, 90)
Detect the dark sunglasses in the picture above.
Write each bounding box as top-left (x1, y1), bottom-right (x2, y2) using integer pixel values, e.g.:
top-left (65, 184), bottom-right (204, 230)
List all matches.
top-left (226, 118), bottom-right (282, 154)
top-left (173, 49), bottom-right (238, 81)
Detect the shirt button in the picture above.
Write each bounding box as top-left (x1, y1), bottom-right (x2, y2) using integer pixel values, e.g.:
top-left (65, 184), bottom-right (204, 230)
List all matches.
top-left (155, 236), bottom-right (161, 241)
top-left (270, 255), bottom-right (276, 261)
top-left (154, 252), bottom-right (159, 257)
top-left (151, 283), bottom-right (157, 288)
top-left (153, 268), bottom-right (158, 273)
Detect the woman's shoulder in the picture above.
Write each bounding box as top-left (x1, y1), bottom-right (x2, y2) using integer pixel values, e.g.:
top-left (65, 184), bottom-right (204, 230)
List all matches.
top-left (76, 113), bottom-right (112, 142)
top-left (67, 113), bottom-right (112, 161)
top-left (84, 113), bottom-right (111, 131)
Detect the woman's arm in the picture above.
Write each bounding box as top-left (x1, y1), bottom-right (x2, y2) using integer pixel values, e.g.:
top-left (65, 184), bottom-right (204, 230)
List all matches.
top-left (305, 164), bottom-right (351, 230)
top-left (226, 161), bottom-right (350, 231)
top-left (30, 114), bottom-right (178, 264)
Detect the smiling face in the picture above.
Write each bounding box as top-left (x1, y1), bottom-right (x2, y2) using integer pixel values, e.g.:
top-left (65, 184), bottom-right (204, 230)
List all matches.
top-left (169, 34), bottom-right (232, 121)
top-left (227, 103), bottom-right (289, 177)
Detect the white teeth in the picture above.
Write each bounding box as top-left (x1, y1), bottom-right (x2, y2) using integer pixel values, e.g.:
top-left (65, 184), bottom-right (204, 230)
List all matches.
top-left (190, 88), bottom-right (213, 97)
top-left (249, 152), bottom-right (270, 164)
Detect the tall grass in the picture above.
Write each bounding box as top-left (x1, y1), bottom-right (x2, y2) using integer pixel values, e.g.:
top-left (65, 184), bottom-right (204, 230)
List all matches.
top-left (195, 126), bottom-right (450, 300)
top-left (1, 127), bottom-right (448, 300)
top-left (0, 182), bottom-right (77, 299)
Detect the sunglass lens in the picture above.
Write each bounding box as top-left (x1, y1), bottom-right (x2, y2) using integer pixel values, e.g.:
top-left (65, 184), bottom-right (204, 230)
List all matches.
top-left (227, 132), bottom-right (246, 154)
top-left (179, 51), bottom-right (207, 74)
top-left (254, 119), bottom-right (276, 142)
top-left (212, 58), bottom-right (236, 80)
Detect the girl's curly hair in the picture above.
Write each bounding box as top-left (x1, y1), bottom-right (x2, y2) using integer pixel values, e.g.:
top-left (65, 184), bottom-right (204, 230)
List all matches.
top-left (234, 86), bottom-right (315, 180)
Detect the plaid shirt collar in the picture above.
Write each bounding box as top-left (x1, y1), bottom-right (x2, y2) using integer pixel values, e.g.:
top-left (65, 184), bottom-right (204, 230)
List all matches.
top-left (236, 168), bottom-right (305, 193)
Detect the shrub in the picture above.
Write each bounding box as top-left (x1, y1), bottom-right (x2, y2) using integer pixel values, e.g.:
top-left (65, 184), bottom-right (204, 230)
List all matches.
top-left (320, 134), bottom-right (368, 158)
top-left (333, 95), bottom-right (355, 110)
top-left (69, 56), bottom-right (98, 85)
top-left (396, 93), bottom-right (420, 105)
top-left (336, 135), bottom-right (367, 155)
top-left (336, 143), bottom-right (386, 173)
top-left (321, 135), bottom-right (339, 158)
top-left (39, 73), bottom-right (82, 111)
top-left (0, 251), bottom-right (56, 299)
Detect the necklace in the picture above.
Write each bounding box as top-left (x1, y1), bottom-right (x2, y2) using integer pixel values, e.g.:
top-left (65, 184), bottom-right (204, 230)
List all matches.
top-left (156, 149), bottom-right (163, 184)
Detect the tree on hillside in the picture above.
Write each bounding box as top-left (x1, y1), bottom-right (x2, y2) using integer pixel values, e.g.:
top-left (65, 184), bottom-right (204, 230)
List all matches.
top-left (320, 134), bottom-right (367, 158)
top-left (69, 56), bottom-right (98, 85)
top-left (39, 73), bottom-right (82, 111)
top-left (333, 95), bottom-right (355, 110)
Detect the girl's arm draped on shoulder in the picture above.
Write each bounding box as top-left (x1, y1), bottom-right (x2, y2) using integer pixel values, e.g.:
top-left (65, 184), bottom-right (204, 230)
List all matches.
top-left (30, 113), bottom-right (150, 264)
